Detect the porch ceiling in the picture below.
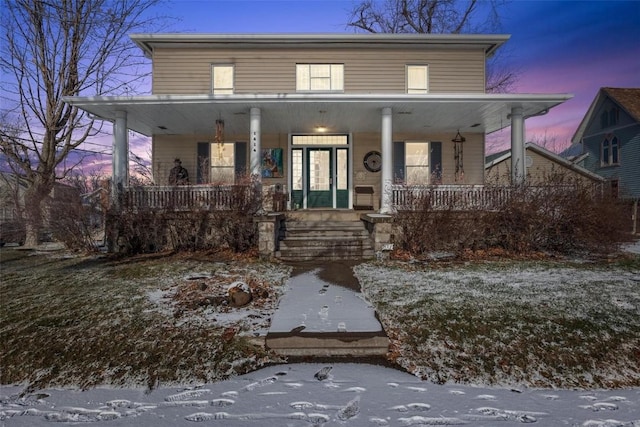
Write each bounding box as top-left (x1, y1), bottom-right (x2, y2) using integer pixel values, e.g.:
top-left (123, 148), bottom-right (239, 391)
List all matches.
top-left (65, 93), bottom-right (572, 137)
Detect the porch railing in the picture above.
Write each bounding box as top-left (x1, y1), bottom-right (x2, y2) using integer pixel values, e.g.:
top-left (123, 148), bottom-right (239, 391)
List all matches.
top-left (391, 184), bottom-right (512, 211)
top-left (122, 185), bottom-right (252, 211)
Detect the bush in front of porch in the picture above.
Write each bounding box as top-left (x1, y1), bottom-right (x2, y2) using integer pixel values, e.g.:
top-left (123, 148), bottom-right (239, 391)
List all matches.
top-left (107, 182), bottom-right (263, 255)
top-left (394, 173), bottom-right (632, 258)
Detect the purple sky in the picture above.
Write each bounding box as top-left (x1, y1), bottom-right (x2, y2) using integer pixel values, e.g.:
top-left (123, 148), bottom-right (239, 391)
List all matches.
top-left (57, 0), bottom-right (639, 175)
top-left (153, 0), bottom-right (639, 154)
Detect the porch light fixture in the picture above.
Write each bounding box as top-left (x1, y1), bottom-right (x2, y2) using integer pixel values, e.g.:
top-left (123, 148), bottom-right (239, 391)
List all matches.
top-left (315, 125), bottom-right (328, 133)
top-left (452, 130), bottom-right (465, 181)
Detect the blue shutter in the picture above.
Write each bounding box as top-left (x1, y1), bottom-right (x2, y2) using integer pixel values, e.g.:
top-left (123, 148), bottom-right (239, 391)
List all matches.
top-left (197, 142), bottom-right (209, 184)
top-left (235, 142), bottom-right (247, 179)
top-left (430, 141), bottom-right (442, 183)
top-left (393, 141), bottom-right (405, 184)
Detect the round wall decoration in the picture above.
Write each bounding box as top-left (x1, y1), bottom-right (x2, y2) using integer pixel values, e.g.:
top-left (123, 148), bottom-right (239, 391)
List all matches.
top-left (363, 151), bottom-right (382, 172)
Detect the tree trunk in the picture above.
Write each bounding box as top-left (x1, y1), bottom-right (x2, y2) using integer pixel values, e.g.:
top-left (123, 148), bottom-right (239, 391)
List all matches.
top-left (23, 181), bottom-right (50, 248)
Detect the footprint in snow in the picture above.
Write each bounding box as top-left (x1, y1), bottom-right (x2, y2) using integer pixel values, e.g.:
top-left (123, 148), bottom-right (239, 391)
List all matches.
top-left (474, 394), bottom-right (497, 400)
top-left (210, 398), bottom-right (235, 407)
top-left (391, 403), bottom-right (431, 412)
top-left (336, 396), bottom-right (360, 421)
top-left (397, 415), bottom-right (466, 425)
top-left (165, 389), bottom-right (210, 402)
top-left (242, 376), bottom-right (278, 392)
top-left (580, 402), bottom-right (619, 412)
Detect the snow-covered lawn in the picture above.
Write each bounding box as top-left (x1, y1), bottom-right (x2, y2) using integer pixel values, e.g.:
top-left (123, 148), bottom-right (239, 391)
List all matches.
top-left (2, 246), bottom-right (639, 425)
top-left (2, 363), bottom-right (639, 426)
top-left (355, 259), bottom-right (640, 389)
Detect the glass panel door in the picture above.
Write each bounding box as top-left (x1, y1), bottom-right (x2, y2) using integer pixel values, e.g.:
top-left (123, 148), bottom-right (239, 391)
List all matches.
top-left (336, 148), bottom-right (348, 208)
top-left (307, 148), bottom-right (332, 208)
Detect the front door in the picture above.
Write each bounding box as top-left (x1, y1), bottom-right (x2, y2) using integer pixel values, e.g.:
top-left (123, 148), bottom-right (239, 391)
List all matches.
top-left (307, 148), bottom-right (332, 208)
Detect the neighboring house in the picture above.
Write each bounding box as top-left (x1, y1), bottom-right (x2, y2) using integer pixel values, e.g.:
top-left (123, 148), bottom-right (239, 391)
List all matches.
top-left (486, 142), bottom-right (605, 186)
top-left (66, 33), bottom-right (571, 214)
top-left (568, 87), bottom-right (640, 200)
top-left (0, 172), bottom-right (27, 224)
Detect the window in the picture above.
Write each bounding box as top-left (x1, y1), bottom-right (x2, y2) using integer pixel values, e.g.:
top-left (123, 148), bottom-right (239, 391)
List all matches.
top-left (407, 65), bottom-right (428, 94)
top-left (296, 64), bottom-right (344, 92)
top-left (394, 141), bottom-right (442, 184)
top-left (405, 142), bottom-right (430, 185)
top-left (211, 65), bottom-right (234, 94)
top-left (210, 143), bottom-right (235, 183)
top-left (601, 135), bottom-right (619, 166)
top-left (600, 107), bottom-right (620, 129)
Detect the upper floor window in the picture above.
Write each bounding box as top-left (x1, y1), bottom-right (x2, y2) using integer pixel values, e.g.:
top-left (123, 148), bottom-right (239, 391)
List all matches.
top-left (212, 65), bottom-right (234, 94)
top-left (600, 107), bottom-right (620, 129)
top-left (296, 64), bottom-right (344, 92)
top-left (601, 135), bottom-right (619, 166)
top-left (407, 65), bottom-right (428, 94)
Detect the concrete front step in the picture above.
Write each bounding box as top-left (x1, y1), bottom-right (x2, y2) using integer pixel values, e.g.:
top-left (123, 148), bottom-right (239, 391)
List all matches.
top-left (266, 332), bottom-right (389, 357)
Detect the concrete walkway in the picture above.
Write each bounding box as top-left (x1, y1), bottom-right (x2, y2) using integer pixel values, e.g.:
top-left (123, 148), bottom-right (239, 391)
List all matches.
top-left (265, 261), bottom-right (389, 357)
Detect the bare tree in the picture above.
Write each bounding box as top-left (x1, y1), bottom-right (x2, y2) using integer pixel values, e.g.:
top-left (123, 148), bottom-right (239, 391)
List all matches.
top-left (347, 0), bottom-right (517, 93)
top-left (0, 0), bottom-right (163, 247)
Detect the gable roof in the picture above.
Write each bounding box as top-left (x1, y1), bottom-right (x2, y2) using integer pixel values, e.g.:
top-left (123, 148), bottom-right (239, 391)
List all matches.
top-left (571, 87), bottom-right (640, 144)
top-left (485, 142), bottom-right (605, 182)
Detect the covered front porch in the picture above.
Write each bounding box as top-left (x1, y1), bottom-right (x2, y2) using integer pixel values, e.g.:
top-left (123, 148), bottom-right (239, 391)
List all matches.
top-left (65, 93), bottom-right (571, 214)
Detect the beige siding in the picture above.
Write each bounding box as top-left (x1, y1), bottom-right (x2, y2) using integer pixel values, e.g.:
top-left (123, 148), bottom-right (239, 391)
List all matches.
top-left (154, 131), bottom-right (484, 210)
top-left (152, 47), bottom-right (485, 95)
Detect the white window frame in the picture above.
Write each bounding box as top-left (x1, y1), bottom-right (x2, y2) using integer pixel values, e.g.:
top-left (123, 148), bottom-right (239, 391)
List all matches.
top-left (405, 141), bottom-right (430, 185)
top-left (210, 142), bottom-right (235, 184)
top-left (296, 64), bottom-right (344, 92)
top-left (407, 65), bottom-right (428, 94)
top-left (211, 64), bottom-right (234, 95)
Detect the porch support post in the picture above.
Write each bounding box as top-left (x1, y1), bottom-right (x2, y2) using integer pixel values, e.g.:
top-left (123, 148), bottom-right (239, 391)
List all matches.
top-left (510, 106), bottom-right (526, 185)
top-left (250, 108), bottom-right (261, 180)
top-left (380, 107), bottom-right (393, 213)
top-left (112, 110), bottom-right (129, 207)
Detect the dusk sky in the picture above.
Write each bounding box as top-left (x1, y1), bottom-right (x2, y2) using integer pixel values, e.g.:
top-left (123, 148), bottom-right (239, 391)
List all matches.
top-left (150, 0), bottom-right (639, 154)
top-left (37, 0), bottom-right (640, 172)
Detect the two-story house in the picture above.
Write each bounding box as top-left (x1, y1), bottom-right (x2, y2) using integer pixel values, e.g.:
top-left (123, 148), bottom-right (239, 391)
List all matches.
top-left (567, 87), bottom-right (640, 234)
top-left (66, 33), bottom-right (570, 214)
top-left (569, 87), bottom-right (640, 200)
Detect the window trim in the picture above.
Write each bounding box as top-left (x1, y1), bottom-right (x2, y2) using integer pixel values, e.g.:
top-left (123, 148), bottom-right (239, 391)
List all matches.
top-left (406, 64), bottom-right (429, 94)
top-left (296, 63), bottom-right (344, 93)
top-left (211, 64), bottom-right (235, 95)
top-left (601, 134), bottom-right (620, 166)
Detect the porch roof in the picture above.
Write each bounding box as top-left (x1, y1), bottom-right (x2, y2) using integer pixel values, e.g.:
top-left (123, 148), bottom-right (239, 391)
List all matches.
top-left (64, 93), bottom-right (572, 137)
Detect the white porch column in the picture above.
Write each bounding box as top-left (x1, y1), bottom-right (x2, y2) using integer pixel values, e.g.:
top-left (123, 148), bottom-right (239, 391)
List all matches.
top-left (380, 107), bottom-right (393, 213)
top-left (250, 108), bottom-right (261, 180)
top-left (510, 106), bottom-right (526, 185)
top-left (112, 110), bottom-right (129, 205)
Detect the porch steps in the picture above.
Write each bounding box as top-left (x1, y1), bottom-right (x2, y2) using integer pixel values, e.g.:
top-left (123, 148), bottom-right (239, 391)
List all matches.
top-left (278, 219), bottom-right (374, 261)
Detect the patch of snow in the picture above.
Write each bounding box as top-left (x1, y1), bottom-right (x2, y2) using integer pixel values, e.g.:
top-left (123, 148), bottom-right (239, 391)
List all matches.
top-left (4, 363), bottom-right (638, 426)
top-left (268, 268), bottom-right (382, 333)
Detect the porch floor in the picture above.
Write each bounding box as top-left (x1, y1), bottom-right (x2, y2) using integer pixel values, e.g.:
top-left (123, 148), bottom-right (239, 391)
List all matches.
top-left (265, 261), bottom-right (388, 357)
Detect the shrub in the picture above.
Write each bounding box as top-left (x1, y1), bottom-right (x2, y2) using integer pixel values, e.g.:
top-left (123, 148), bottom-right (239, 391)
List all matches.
top-left (107, 180), bottom-right (263, 255)
top-left (394, 173), bottom-right (632, 258)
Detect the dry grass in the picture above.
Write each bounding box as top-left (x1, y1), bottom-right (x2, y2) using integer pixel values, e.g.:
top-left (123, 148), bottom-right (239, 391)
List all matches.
top-left (0, 249), bottom-right (289, 394)
top-left (355, 255), bottom-right (640, 389)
